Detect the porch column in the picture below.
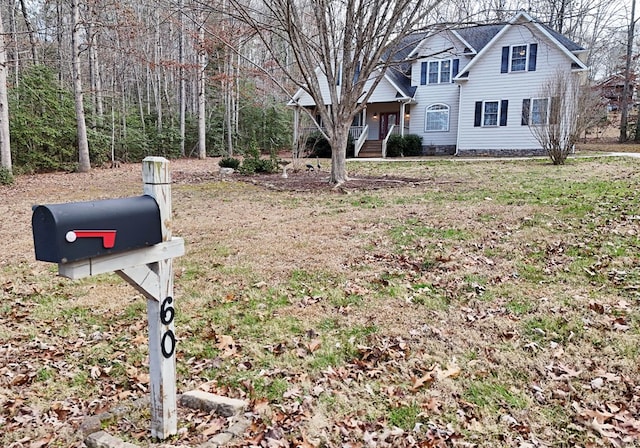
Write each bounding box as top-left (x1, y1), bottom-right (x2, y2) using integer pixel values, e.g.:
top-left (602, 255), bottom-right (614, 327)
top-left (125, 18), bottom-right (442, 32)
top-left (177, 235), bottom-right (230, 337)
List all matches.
top-left (293, 107), bottom-right (299, 155)
top-left (400, 102), bottom-right (406, 137)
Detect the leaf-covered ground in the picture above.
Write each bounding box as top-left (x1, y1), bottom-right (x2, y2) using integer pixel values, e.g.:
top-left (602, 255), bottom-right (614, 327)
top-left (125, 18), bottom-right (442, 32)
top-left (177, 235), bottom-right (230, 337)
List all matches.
top-left (1, 150), bottom-right (640, 447)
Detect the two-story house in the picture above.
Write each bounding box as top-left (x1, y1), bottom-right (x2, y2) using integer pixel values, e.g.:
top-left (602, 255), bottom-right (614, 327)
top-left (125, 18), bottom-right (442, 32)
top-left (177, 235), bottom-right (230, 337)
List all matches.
top-left (289, 11), bottom-right (589, 157)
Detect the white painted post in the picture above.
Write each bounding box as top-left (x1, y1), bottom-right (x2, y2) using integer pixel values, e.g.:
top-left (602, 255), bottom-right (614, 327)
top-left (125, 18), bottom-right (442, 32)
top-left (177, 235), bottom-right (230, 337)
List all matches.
top-left (40, 155), bottom-right (183, 439)
top-left (141, 157), bottom-right (177, 439)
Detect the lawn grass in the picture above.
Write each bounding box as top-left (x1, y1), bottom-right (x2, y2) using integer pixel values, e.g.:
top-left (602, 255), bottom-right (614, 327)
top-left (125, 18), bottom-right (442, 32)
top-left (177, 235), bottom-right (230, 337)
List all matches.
top-left (1, 156), bottom-right (640, 446)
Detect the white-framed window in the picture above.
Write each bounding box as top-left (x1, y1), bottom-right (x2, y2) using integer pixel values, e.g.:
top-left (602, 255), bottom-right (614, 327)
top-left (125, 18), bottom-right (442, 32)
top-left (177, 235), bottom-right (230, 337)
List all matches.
top-left (421, 59), bottom-right (458, 85)
top-left (483, 101), bottom-right (499, 126)
top-left (428, 61), bottom-right (439, 84)
top-left (474, 100), bottom-right (508, 127)
top-left (501, 44), bottom-right (538, 73)
top-left (530, 98), bottom-right (549, 124)
top-left (511, 45), bottom-right (528, 72)
top-left (522, 97), bottom-right (551, 125)
top-left (425, 104), bottom-right (449, 132)
top-left (439, 60), bottom-right (451, 83)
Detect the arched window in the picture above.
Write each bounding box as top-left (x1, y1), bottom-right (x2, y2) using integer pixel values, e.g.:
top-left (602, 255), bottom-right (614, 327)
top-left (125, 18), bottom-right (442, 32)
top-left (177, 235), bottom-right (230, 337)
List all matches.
top-left (425, 104), bottom-right (449, 132)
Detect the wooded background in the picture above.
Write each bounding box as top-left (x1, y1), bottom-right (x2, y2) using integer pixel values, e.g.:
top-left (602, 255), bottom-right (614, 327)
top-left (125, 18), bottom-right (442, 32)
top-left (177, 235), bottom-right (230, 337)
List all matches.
top-left (0, 0), bottom-right (634, 174)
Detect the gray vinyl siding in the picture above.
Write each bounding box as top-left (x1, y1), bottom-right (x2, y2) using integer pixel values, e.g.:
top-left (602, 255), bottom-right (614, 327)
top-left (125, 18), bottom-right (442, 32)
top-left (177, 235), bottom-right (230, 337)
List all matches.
top-left (409, 32), bottom-right (468, 147)
top-left (293, 70), bottom-right (402, 107)
top-left (456, 22), bottom-right (577, 152)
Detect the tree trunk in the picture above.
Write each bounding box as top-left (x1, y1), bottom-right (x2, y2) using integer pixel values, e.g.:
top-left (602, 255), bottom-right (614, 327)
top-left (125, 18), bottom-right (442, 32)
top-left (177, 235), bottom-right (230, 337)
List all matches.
top-left (88, 24), bottom-right (104, 129)
top-left (179, 0), bottom-right (186, 156)
top-left (56, 0), bottom-right (64, 84)
top-left (19, 0), bottom-right (39, 65)
top-left (0, 7), bottom-right (11, 174)
top-left (198, 19), bottom-right (206, 159)
top-left (134, 66), bottom-right (146, 133)
top-left (225, 70), bottom-right (233, 156)
top-left (9, 2), bottom-right (19, 87)
top-left (72, 0), bottom-right (91, 172)
top-left (329, 123), bottom-right (351, 184)
top-left (619, 0), bottom-right (635, 142)
top-left (154, 9), bottom-right (163, 134)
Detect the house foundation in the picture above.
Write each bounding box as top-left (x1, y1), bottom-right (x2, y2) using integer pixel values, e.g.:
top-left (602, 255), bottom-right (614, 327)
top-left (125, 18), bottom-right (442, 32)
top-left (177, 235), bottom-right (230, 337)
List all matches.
top-left (456, 148), bottom-right (547, 157)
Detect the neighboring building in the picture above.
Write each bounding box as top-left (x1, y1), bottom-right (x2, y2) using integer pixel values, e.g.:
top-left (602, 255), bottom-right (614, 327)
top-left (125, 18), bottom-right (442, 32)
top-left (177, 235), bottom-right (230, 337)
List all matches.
top-left (289, 11), bottom-right (589, 157)
top-left (596, 73), bottom-right (636, 112)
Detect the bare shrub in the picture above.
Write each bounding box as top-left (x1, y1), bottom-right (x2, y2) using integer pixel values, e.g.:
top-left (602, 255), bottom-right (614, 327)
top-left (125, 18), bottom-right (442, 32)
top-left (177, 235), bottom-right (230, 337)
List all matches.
top-left (529, 70), bottom-right (605, 165)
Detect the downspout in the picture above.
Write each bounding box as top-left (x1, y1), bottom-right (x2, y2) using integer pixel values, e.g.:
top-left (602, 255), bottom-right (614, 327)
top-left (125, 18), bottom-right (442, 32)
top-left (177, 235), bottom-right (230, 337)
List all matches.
top-left (293, 106), bottom-right (299, 157)
top-left (454, 84), bottom-right (461, 156)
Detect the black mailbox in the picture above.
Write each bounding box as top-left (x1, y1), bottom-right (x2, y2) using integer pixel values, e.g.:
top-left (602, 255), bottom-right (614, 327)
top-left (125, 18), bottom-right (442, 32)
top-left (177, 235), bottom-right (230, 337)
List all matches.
top-left (32, 195), bottom-right (163, 264)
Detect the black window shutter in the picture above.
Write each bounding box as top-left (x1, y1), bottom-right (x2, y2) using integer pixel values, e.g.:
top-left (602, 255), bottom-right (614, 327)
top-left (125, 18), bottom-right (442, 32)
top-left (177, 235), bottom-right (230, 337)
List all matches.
top-left (474, 101), bottom-right (482, 127)
top-left (421, 62), bottom-right (427, 85)
top-left (528, 43), bottom-right (538, 71)
top-left (549, 96), bottom-right (559, 124)
top-left (521, 99), bottom-right (530, 125)
top-left (501, 47), bottom-right (509, 73)
top-left (500, 100), bottom-right (508, 126)
top-left (452, 59), bottom-right (459, 81)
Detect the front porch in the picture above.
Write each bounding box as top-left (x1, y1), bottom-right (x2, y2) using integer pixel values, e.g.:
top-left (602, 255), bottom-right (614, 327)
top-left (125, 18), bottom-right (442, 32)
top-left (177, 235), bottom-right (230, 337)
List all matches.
top-left (293, 102), bottom-right (412, 158)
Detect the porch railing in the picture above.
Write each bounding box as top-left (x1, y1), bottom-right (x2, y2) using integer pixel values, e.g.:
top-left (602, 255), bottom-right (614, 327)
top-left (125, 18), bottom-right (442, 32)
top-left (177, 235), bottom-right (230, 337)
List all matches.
top-left (354, 125), bottom-right (369, 158)
top-left (381, 125), bottom-right (399, 158)
top-left (300, 125), bottom-right (369, 157)
top-left (349, 126), bottom-right (365, 141)
top-left (301, 126), bottom-right (325, 137)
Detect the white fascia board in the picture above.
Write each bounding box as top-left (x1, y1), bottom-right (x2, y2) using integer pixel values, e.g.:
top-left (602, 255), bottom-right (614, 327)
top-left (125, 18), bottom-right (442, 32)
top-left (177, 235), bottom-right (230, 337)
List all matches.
top-left (454, 10), bottom-right (588, 79)
top-left (518, 12), bottom-right (588, 70)
top-left (451, 21), bottom-right (510, 77)
top-left (451, 29), bottom-right (477, 54)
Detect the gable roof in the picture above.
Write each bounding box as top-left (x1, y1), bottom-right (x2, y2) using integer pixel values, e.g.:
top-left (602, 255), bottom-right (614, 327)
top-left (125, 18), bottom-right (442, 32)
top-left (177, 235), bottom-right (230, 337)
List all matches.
top-left (381, 32), bottom-right (428, 98)
top-left (288, 11), bottom-right (587, 107)
top-left (539, 23), bottom-right (585, 53)
top-left (385, 67), bottom-right (416, 98)
top-left (453, 24), bottom-right (504, 54)
top-left (451, 20), bottom-right (585, 56)
top-left (454, 10), bottom-right (587, 79)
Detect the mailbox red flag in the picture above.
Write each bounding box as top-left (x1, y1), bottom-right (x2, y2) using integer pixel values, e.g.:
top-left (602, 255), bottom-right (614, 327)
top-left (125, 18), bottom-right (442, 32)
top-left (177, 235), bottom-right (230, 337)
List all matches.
top-left (67, 230), bottom-right (117, 248)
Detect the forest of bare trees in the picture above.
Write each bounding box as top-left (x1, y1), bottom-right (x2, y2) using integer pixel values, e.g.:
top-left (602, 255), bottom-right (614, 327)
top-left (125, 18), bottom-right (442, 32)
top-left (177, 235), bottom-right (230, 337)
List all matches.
top-left (0, 0), bottom-right (635, 177)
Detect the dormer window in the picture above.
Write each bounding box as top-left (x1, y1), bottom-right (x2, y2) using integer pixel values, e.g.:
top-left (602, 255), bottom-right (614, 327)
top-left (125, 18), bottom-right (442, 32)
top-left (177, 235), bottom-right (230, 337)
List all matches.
top-left (501, 43), bottom-right (538, 73)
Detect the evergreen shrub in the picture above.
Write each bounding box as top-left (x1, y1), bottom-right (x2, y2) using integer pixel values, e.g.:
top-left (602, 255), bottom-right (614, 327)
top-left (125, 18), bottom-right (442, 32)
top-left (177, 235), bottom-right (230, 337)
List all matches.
top-left (403, 134), bottom-right (423, 156)
top-left (219, 157), bottom-right (241, 169)
top-left (239, 142), bottom-right (279, 174)
top-left (386, 134), bottom-right (404, 157)
top-left (0, 167), bottom-right (13, 185)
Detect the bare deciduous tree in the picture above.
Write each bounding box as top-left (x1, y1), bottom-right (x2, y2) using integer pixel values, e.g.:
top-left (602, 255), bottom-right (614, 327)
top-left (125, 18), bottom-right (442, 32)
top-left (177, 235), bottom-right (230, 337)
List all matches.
top-left (72, 0), bottom-right (91, 173)
top-left (224, 0), bottom-right (443, 185)
top-left (198, 12), bottom-right (207, 159)
top-left (0, 7), bottom-right (11, 174)
top-left (619, 0), bottom-right (636, 142)
top-left (529, 70), bottom-right (604, 165)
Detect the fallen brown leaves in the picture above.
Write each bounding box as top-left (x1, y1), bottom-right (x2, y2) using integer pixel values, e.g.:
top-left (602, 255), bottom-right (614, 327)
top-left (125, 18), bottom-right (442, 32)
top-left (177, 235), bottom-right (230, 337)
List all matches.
top-left (3, 157), bottom-right (640, 447)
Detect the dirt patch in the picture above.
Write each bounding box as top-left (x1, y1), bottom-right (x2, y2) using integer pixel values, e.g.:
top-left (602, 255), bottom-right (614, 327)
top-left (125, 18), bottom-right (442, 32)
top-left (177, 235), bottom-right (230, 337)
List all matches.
top-left (236, 171), bottom-right (432, 192)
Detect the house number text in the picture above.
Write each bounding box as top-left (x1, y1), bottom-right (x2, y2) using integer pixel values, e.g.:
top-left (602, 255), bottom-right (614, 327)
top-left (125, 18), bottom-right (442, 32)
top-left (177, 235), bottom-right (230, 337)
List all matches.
top-left (160, 296), bottom-right (176, 358)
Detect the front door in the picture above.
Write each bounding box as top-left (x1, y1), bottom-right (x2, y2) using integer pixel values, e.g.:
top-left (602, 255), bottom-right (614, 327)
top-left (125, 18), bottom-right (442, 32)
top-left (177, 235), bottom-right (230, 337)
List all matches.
top-left (379, 113), bottom-right (399, 140)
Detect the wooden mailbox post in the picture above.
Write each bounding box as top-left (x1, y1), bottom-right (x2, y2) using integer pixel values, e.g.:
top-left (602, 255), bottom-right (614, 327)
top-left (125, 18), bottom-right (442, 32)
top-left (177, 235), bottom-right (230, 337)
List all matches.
top-left (32, 157), bottom-right (184, 439)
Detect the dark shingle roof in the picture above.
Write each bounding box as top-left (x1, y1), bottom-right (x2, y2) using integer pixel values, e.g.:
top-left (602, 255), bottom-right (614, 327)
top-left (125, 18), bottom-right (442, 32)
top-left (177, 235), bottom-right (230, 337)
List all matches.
top-left (382, 32), bottom-right (429, 98)
top-left (538, 23), bottom-right (585, 52)
top-left (380, 16), bottom-right (585, 98)
top-left (454, 24), bottom-right (505, 52)
top-left (385, 66), bottom-right (415, 98)
top-left (431, 21), bottom-right (584, 55)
